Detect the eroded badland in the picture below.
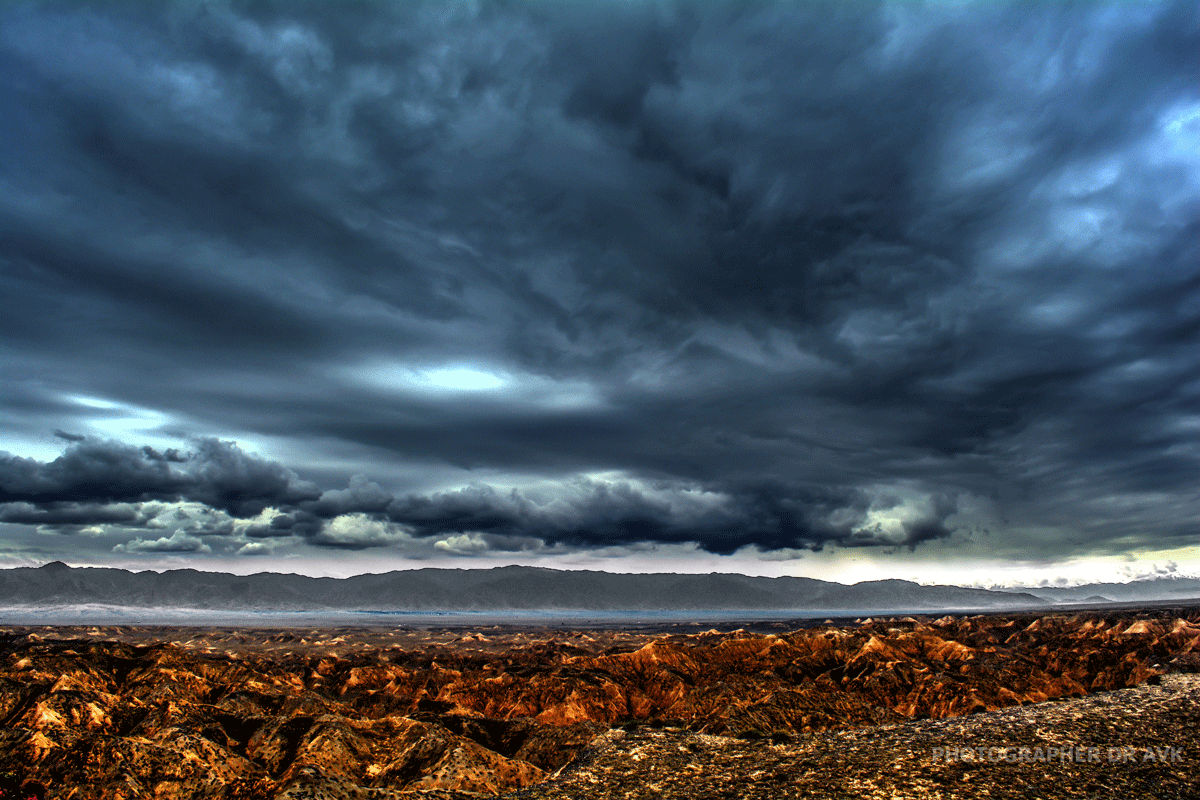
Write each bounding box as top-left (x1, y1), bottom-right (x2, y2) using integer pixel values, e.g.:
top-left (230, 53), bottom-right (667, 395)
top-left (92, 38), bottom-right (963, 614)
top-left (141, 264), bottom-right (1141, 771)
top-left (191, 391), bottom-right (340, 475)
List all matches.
top-left (3, 609), bottom-right (1200, 799)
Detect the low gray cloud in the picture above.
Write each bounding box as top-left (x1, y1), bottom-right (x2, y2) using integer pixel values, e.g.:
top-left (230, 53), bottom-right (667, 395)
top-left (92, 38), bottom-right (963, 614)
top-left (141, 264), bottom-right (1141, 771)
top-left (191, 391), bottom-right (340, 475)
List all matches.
top-left (0, 435), bottom-right (962, 557)
top-left (0, 0), bottom-right (1196, 569)
top-left (0, 438), bottom-right (318, 518)
top-left (113, 531), bottom-right (211, 554)
top-left (380, 480), bottom-right (881, 555)
top-left (0, 501), bottom-right (155, 529)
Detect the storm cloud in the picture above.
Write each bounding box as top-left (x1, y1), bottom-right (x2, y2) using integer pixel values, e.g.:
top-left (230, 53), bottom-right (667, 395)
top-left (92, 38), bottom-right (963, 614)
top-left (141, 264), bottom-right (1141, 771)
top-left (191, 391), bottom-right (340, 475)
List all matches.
top-left (0, 437), bottom-right (942, 554)
top-left (0, 0), bottom-right (1196, 572)
top-left (0, 438), bottom-right (319, 517)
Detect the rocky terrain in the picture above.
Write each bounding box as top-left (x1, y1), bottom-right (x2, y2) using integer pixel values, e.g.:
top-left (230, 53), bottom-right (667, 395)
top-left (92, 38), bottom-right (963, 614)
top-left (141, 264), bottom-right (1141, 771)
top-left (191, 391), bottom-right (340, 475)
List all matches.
top-left (520, 673), bottom-right (1200, 799)
top-left (1, 608), bottom-right (1198, 799)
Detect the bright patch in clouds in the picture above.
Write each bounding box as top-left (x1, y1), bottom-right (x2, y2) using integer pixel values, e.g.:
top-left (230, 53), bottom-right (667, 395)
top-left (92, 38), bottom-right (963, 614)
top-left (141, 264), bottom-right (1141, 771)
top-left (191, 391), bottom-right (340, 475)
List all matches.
top-left (63, 395), bottom-right (178, 448)
top-left (421, 367), bottom-right (507, 391)
top-left (341, 361), bottom-right (509, 394)
top-left (341, 361), bottom-right (603, 409)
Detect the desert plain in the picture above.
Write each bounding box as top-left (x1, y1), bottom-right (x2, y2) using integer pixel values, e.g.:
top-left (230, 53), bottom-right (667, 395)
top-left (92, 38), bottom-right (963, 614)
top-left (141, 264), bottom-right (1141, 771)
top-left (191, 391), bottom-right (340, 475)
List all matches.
top-left (2, 608), bottom-right (1199, 799)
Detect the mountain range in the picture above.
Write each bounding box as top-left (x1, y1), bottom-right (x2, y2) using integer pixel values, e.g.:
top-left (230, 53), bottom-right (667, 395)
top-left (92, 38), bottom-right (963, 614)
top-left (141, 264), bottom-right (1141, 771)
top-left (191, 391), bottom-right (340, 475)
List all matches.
top-left (0, 561), bottom-right (1111, 613)
top-left (996, 576), bottom-right (1200, 604)
top-left (3, 562), bottom-right (1199, 614)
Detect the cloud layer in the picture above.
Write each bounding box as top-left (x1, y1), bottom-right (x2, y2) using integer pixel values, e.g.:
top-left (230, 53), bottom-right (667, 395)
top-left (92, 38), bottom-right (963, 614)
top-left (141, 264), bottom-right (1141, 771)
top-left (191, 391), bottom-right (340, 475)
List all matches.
top-left (0, 0), bottom-right (1196, 568)
top-left (0, 438), bottom-right (955, 554)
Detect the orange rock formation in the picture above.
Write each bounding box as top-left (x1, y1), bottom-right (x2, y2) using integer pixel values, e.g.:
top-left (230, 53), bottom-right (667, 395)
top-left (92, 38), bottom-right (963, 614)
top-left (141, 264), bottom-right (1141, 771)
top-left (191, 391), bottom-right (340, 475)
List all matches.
top-left (1, 610), bottom-right (1196, 798)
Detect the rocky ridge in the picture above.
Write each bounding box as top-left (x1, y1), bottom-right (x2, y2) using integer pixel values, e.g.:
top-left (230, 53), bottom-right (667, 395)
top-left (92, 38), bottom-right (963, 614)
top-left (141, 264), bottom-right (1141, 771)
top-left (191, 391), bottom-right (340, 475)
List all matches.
top-left (1, 609), bottom-right (1198, 799)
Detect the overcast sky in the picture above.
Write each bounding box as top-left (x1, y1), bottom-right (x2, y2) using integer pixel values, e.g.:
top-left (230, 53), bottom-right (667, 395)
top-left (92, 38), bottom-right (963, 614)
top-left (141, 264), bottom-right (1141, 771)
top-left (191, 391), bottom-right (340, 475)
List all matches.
top-left (1, 0), bottom-right (1197, 586)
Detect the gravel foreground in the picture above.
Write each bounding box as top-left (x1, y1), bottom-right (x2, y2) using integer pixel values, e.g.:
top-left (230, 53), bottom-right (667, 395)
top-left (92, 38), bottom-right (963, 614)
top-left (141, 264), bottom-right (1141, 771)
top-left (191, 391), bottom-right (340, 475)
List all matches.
top-left (509, 674), bottom-right (1200, 800)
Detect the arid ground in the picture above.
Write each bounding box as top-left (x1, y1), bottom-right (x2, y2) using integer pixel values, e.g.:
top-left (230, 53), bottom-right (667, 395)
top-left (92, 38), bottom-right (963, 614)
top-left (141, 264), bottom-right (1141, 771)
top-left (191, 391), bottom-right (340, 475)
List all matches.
top-left (2, 608), bottom-right (1199, 799)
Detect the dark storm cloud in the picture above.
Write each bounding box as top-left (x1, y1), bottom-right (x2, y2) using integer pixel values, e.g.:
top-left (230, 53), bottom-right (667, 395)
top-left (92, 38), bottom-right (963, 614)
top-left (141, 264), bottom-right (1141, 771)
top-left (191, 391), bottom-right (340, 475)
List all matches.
top-left (0, 438), bottom-right (318, 517)
top-left (382, 479), bottom-right (955, 554)
top-left (0, 437), bottom-right (946, 554)
top-left (0, 0), bottom-right (1197, 562)
top-left (0, 501), bottom-right (155, 529)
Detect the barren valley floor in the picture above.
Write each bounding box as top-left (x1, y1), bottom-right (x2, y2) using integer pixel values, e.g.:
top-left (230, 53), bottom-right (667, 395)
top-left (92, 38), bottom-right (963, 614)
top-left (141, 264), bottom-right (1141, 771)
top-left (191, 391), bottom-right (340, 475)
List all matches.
top-left (2, 608), bottom-right (1198, 799)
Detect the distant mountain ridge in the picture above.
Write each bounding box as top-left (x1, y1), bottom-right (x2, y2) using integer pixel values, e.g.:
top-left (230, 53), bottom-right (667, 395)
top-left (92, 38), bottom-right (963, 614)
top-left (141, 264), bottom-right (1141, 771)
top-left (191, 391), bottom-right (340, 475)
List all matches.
top-left (1001, 576), bottom-right (1200, 604)
top-left (0, 562), bottom-right (1055, 613)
